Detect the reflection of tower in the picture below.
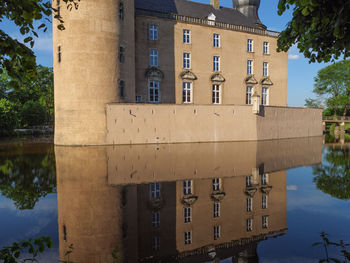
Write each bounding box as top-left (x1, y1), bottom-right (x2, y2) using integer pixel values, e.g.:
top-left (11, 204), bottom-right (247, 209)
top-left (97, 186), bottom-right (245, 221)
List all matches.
top-left (232, 245), bottom-right (258, 263)
top-left (56, 147), bottom-right (123, 263)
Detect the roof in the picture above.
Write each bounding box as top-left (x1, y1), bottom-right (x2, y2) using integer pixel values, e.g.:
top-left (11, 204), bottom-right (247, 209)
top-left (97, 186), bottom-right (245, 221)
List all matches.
top-left (135, 0), bottom-right (265, 29)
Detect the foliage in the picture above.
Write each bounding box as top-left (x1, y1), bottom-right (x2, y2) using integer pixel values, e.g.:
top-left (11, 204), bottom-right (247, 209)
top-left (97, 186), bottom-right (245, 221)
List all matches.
top-left (0, 236), bottom-right (52, 263)
top-left (313, 147), bottom-right (350, 200)
top-left (277, 0), bottom-right (350, 63)
top-left (0, 0), bottom-right (80, 84)
top-left (0, 146), bottom-right (56, 210)
top-left (20, 101), bottom-right (46, 127)
top-left (60, 244), bottom-right (74, 263)
top-left (0, 98), bottom-right (17, 133)
top-left (313, 232), bottom-right (350, 263)
top-left (305, 97), bottom-right (322, 108)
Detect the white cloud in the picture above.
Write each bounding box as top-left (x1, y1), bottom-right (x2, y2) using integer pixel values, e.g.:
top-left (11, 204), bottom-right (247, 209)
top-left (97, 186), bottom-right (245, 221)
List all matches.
top-left (33, 34), bottom-right (53, 53)
top-left (287, 185), bottom-right (298, 191)
top-left (288, 54), bottom-right (300, 60)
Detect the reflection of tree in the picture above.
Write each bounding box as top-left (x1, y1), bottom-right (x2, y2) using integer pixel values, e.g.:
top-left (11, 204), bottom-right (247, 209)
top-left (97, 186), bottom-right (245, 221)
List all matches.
top-left (0, 146), bottom-right (56, 210)
top-left (313, 147), bottom-right (350, 200)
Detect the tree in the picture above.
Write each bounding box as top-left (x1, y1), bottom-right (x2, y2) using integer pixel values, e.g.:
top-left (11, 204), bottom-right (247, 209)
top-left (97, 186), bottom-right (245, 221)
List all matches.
top-left (0, 0), bottom-right (79, 84)
top-left (277, 0), bottom-right (350, 63)
top-left (0, 98), bottom-right (17, 133)
top-left (304, 97), bottom-right (322, 108)
top-left (21, 100), bottom-right (46, 126)
top-left (311, 60), bottom-right (350, 116)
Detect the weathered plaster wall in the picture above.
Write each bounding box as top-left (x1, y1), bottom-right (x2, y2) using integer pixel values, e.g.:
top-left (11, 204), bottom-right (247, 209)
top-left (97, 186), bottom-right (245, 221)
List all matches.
top-left (106, 104), bottom-right (322, 145)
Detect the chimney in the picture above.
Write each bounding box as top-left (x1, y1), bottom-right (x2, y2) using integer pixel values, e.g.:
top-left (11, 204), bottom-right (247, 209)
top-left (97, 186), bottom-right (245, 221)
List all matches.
top-left (210, 0), bottom-right (220, 9)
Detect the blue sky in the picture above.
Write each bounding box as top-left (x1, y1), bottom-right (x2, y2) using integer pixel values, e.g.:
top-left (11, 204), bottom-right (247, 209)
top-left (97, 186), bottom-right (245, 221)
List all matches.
top-left (2, 0), bottom-right (330, 106)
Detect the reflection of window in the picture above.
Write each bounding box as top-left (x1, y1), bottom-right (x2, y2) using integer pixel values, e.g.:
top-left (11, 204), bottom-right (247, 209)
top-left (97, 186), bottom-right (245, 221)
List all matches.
top-left (183, 53), bottom-right (191, 69)
top-left (261, 173), bottom-right (269, 185)
top-left (262, 195), bottom-right (268, 209)
top-left (183, 180), bottom-right (193, 195)
top-left (246, 86), bottom-right (253, 105)
top-left (152, 236), bottom-right (160, 251)
top-left (150, 49), bottom-right (158, 67)
top-left (119, 80), bottom-right (125, 98)
top-left (119, 2), bottom-right (124, 20)
top-left (213, 56), bottom-right (220, 72)
top-left (148, 80), bottom-right (160, 103)
top-left (212, 178), bottom-right (221, 191)
top-left (263, 62), bottom-right (269, 76)
top-left (247, 60), bottom-right (253, 74)
top-left (246, 197), bottom-right (253, 212)
top-left (136, 95), bottom-right (142, 102)
top-left (182, 82), bottom-right (192, 103)
top-left (149, 25), bottom-right (158, 40)
top-left (184, 207), bottom-right (192, 223)
top-left (214, 225), bottom-right (220, 240)
top-left (247, 218), bottom-right (253, 232)
top-left (246, 176), bottom-right (252, 187)
top-left (214, 202), bottom-right (220, 218)
top-left (152, 211), bottom-right (160, 228)
top-left (262, 87), bottom-right (269, 105)
top-left (213, 34), bottom-right (220, 47)
top-left (184, 231), bottom-right (192, 244)
top-left (183, 29), bottom-right (191, 44)
top-left (119, 46), bottom-right (125, 63)
top-left (247, 39), bottom-right (254, 52)
top-left (263, 42), bottom-right (269, 54)
top-left (150, 182), bottom-right (161, 198)
top-left (212, 84), bottom-right (221, 104)
top-left (262, 216), bottom-right (269, 228)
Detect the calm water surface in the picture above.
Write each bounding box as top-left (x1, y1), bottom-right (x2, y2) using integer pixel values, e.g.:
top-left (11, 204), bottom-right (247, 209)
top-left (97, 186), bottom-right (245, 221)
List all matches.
top-left (0, 137), bottom-right (349, 262)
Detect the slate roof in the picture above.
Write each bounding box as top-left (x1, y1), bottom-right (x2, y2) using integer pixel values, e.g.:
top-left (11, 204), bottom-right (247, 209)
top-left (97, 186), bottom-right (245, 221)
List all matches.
top-left (135, 0), bottom-right (264, 29)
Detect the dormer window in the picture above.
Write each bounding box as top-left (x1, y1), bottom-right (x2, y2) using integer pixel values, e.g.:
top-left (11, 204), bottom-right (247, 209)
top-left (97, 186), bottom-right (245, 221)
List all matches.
top-left (207, 13), bottom-right (216, 26)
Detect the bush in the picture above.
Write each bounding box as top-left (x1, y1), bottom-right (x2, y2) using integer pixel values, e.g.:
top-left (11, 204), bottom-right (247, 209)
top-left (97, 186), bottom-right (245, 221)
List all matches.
top-left (0, 98), bottom-right (17, 133)
top-left (20, 100), bottom-right (46, 127)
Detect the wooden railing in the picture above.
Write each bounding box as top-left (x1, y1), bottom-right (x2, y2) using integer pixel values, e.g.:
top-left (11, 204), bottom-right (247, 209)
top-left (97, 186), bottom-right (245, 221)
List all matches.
top-left (136, 8), bottom-right (280, 38)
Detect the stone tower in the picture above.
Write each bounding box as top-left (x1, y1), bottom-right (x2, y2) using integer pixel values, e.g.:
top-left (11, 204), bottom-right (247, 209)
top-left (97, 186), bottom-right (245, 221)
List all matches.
top-left (233, 0), bottom-right (262, 25)
top-left (53, 0), bottom-right (135, 145)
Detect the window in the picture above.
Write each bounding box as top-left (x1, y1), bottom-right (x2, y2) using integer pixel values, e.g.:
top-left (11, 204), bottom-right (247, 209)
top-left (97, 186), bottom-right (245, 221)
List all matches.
top-left (150, 49), bottom-right (158, 67)
top-left (136, 96), bottom-right (142, 102)
top-left (213, 202), bottom-right (220, 218)
top-left (184, 207), bottom-right (192, 223)
top-left (263, 62), bottom-right (269, 76)
top-left (247, 60), bottom-right (253, 74)
top-left (261, 87), bottom-right (269, 106)
top-left (212, 178), bottom-right (221, 191)
top-left (58, 45), bottom-right (62, 63)
top-left (214, 225), bottom-right (220, 240)
top-left (247, 218), bottom-right (253, 232)
top-left (119, 46), bottom-right (125, 63)
top-left (213, 34), bottom-right (220, 48)
top-left (149, 25), bottom-right (158, 40)
top-left (148, 80), bottom-right (160, 103)
top-left (119, 2), bottom-right (124, 20)
top-left (247, 39), bottom-right (254, 52)
top-left (263, 42), bottom-right (269, 54)
top-left (212, 84), bottom-right (221, 104)
top-left (246, 197), bottom-right (253, 212)
top-left (152, 211), bottom-right (160, 228)
top-left (262, 216), bottom-right (269, 228)
top-left (183, 29), bottom-right (191, 44)
top-left (261, 173), bottom-right (269, 185)
top-left (184, 231), bottom-right (192, 244)
top-left (262, 195), bottom-right (268, 209)
top-left (213, 56), bottom-right (220, 72)
top-left (182, 82), bottom-right (192, 103)
top-left (152, 236), bottom-right (160, 251)
top-left (183, 180), bottom-right (193, 195)
top-left (183, 53), bottom-right (191, 69)
top-left (150, 182), bottom-right (161, 198)
top-left (119, 80), bottom-right (125, 98)
top-left (246, 176), bottom-right (252, 187)
top-left (246, 86), bottom-right (253, 105)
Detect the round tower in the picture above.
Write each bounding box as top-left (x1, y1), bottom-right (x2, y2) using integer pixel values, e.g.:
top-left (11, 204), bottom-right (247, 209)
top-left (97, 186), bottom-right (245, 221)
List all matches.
top-left (53, 0), bottom-right (135, 145)
top-left (233, 0), bottom-right (262, 25)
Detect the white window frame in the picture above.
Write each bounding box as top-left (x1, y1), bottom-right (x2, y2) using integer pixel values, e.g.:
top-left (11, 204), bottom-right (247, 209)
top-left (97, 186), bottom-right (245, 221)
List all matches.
top-left (183, 52), bottom-right (191, 69)
top-left (182, 82), bottom-right (192, 103)
top-left (262, 216), bottom-right (269, 228)
top-left (261, 173), bottom-right (269, 185)
top-left (183, 180), bottom-right (193, 195)
top-left (213, 33), bottom-right (220, 48)
top-left (263, 62), bottom-right (269, 76)
top-left (183, 29), bottom-right (191, 44)
top-left (263, 42), bottom-right (269, 54)
top-left (150, 182), bottom-right (161, 198)
top-left (213, 202), bottom-right (220, 218)
top-left (149, 25), bottom-right (158, 41)
top-left (246, 86), bottom-right (253, 105)
top-left (152, 236), bottom-right (160, 251)
top-left (247, 218), bottom-right (253, 232)
top-left (149, 49), bottom-right (158, 67)
top-left (148, 80), bottom-right (160, 103)
top-left (184, 207), bottom-right (192, 223)
top-left (212, 84), bottom-right (221, 104)
top-left (213, 56), bottom-right (220, 72)
top-left (262, 195), bottom-right (268, 209)
top-left (152, 211), bottom-right (160, 228)
top-left (246, 175), bottom-right (252, 187)
top-left (247, 39), bottom-right (254, 52)
top-left (246, 197), bottom-right (253, 212)
top-left (247, 60), bottom-right (253, 75)
top-left (214, 225), bottom-right (221, 240)
top-left (212, 178), bottom-right (221, 191)
top-left (184, 231), bottom-right (192, 244)
top-left (261, 87), bottom-right (269, 106)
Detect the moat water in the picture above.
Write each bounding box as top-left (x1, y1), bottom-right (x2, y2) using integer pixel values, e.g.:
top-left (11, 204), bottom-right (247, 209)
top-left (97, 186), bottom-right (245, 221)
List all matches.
top-left (0, 136), bottom-right (349, 262)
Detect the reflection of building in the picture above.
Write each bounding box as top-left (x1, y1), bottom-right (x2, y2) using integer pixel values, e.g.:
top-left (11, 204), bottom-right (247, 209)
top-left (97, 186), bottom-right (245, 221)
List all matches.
top-left (55, 137), bottom-right (322, 262)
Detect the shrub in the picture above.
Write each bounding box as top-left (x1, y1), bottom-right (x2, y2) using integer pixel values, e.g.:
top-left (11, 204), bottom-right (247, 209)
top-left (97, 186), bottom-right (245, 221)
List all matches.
top-left (20, 100), bottom-right (46, 127)
top-left (0, 98), bottom-right (17, 133)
